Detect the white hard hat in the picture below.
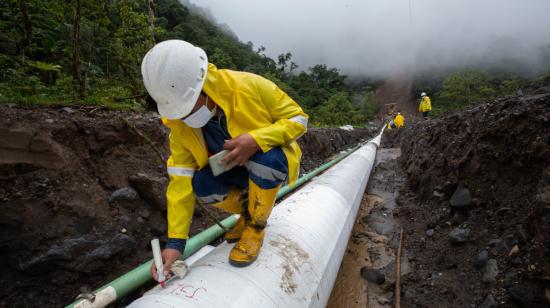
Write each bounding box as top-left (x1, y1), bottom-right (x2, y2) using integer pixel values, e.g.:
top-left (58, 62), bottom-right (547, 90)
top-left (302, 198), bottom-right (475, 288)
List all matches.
top-left (141, 40), bottom-right (208, 119)
top-left (421, 92), bottom-right (427, 97)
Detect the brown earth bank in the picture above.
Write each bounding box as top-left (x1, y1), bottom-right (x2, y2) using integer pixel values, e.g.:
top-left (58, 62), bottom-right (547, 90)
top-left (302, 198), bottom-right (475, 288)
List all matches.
top-left (394, 88), bottom-right (550, 307)
top-left (0, 105), bottom-right (374, 307)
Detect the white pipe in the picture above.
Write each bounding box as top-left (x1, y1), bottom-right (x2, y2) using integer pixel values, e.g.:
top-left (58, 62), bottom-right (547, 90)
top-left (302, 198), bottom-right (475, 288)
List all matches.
top-left (128, 131), bottom-right (383, 308)
top-left (151, 238), bottom-right (166, 286)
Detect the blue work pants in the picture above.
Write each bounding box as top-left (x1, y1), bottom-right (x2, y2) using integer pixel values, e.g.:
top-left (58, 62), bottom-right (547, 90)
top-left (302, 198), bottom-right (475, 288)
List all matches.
top-left (191, 148), bottom-right (288, 204)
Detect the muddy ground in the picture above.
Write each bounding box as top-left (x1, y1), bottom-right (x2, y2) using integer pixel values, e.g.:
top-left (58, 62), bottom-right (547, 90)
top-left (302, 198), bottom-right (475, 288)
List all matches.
top-left (328, 86), bottom-right (549, 308)
top-left (394, 88), bottom-right (550, 307)
top-left (328, 148), bottom-right (407, 308)
top-left (0, 105), bottom-right (373, 307)
top-left (2, 84), bottom-right (548, 308)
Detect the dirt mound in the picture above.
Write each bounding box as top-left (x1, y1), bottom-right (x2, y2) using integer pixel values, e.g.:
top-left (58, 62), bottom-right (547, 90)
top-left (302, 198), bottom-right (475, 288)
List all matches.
top-left (0, 105), bottom-right (372, 307)
top-left (298, 127), bottom-right (372, 172)
top-left (397, 90), bottom-right (550, 306)
top-left (0, 106), bottom-right (171, 307)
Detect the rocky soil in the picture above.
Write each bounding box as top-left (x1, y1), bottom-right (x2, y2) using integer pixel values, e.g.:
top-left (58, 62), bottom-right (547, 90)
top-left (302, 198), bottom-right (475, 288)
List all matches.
top-left (396, 88), bottom-right (550, 307)
top-left (5, 84), bottom-right (547, 308)
top-left (0, 105), bottom-right (373, 307)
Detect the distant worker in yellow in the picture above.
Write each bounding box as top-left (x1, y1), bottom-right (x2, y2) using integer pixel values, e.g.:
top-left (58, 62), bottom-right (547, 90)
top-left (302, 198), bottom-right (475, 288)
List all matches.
top-left (419, 92), bottom-right (432, 119)
top-left (141, 40), bottom-right (308, 278)
top-left (394, 112), bottom-right (405, 128)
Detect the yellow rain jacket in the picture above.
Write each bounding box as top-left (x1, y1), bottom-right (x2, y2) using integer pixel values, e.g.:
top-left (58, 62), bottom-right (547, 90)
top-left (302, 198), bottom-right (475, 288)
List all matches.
top-left (162, 64), bottom-right (308, 239)
top-left (419, 96), bottom-right (432, 112)
top-left (394, 114), bottom-right (405, 128)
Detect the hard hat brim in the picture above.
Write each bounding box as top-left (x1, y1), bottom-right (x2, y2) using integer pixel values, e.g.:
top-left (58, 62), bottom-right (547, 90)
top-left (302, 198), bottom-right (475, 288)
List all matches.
top-left (157, 83), bottom-right (204, 120)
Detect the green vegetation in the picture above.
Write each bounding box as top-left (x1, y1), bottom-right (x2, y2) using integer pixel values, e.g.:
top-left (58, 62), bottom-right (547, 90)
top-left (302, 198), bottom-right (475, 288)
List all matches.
top-left (359, 89), bottom-right (380, 120)
top-left (313, 92), bottom-right (363, 126)
top-left (2, 1), bottom-right (549, 123)
top-left (439, 70), bottom-right (526, 101)
top-left (0, 0), bottom-right (154, 108)
top-left (415, 70), bottom-right (532, 116)
top-left (0, 0), bottom-right (372, 126)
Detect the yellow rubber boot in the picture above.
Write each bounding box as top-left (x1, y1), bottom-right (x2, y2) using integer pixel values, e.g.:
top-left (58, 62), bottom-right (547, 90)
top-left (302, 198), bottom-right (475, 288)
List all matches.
top-left (228, 227), bottom-right (265, 267)
top-left (211, 189), bottom-right (245, 214)
top-left (229, 180), bottom-right (280, 267)
top-left (207, 189), bottom-right (247, 243)
top-left (224, 215), bottom-right (247, 243)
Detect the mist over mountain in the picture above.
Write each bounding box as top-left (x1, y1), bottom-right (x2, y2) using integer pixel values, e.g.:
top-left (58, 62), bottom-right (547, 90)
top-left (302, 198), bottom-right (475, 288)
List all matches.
top-left (189, 0), bottom-right (550, 77)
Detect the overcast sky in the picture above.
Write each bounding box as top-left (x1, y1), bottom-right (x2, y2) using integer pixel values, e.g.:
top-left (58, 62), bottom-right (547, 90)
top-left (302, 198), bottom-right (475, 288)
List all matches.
top-left (189, 0), bottom-right (550, 77)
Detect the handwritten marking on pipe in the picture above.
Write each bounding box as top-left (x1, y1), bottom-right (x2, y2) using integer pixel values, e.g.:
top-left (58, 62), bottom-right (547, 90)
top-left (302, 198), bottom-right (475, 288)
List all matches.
top-left (169, 283), bottom-right (207, 300)
top-left (269, 234), bottom-right (311, 294)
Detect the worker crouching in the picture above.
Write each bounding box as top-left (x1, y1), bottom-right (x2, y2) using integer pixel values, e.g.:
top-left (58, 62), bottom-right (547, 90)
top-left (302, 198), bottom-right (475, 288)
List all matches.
top-left (394, 112), bottom-right (405, 128)
top-left (141, 40), bottom-right (308, 278)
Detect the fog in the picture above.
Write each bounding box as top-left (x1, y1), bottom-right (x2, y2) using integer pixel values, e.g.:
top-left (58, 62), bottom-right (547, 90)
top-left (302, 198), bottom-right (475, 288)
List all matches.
top-left (188, 0), bottom-right (550, 78)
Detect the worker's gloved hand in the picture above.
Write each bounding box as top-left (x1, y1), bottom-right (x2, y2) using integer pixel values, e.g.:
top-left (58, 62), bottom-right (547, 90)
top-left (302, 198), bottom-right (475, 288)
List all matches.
top-left (151, 239), bottom-right (185, 281)
top-left (222, 133), bottom-right (260, 169)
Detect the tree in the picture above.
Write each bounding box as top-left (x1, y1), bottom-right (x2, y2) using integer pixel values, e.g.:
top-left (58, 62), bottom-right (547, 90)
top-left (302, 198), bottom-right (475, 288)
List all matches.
top-left (209, 47), bottom-right (236, 69)
top-left (289, 65), bottom-right (347, 110)
top-left (277, 52), bottom-right (292, 72)
top-left (111, 0), bottom-right (152, 94)
top-left (437, 70), bottom-right (494, 106)
top-left (147, 0), bottom-right (156, 49)
top-left (0, 0), bottom-right (357, 122)
top-left (2, 1), bottom-right (59, 65)
top-left (359, 90), bottom-right (379, 120)
top-left (69, 0), bottom-right (85, 98)
top-left (16, 0), bottom-right (32, 62)
top-left (314, 92), bottom-right (365, 126)
top-left (309, 64), bottom-right (346, 89)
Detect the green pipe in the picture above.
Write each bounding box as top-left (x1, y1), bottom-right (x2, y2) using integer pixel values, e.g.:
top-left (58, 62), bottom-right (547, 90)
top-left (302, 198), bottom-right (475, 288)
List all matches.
top-left (67, 142), bottom-right (364, 308)
top-left (66, 215), bottom-right (238, 308)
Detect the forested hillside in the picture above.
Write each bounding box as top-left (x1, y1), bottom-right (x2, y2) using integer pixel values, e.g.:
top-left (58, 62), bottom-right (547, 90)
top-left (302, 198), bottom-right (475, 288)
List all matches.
top-left (413, 68), bottom-right (550, 115)
top-left (0, 0), bottom-right (376, 125)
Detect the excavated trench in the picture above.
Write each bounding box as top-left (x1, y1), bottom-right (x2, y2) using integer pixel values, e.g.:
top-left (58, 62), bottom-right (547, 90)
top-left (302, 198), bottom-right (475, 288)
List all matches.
top-left (327, 147), bottom-right (408, 307)
top-left (329, 85), bottom-right (550, 308)
top-left (0, 105), bottom-right (375, 307)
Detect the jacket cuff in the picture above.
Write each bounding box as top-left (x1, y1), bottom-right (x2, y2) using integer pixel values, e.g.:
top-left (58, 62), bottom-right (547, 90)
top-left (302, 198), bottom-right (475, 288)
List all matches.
top-left (248, 130), bottom-right (271, 153)
top-left (165, 238), bottom-right (187, 254)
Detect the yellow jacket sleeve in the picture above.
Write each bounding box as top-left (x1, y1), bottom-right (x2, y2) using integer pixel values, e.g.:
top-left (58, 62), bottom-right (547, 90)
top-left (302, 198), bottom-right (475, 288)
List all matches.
top-left (248, 77), bottom-right (308, 152)
top-left (164, 128), bottom-right (199, 239)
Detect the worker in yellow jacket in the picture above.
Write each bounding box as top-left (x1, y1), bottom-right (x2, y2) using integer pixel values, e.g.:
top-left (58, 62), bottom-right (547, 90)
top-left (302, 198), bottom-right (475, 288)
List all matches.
top-left (394, 112), bottom-right (405, 128)
top-left (418, 92), bottom-right (432, 119)
top-left (141, 40), bottom-right (308, 277)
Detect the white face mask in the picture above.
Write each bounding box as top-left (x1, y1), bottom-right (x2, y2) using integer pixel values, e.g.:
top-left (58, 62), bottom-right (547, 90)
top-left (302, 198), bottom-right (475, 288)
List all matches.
top-left (183, 97), bottom-right (216, 128)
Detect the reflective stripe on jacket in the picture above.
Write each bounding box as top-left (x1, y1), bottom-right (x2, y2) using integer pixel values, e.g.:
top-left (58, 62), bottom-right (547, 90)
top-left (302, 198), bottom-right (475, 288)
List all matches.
top-left (162, 63), bottom-right (308, 239)
top-left (419, 96), bottom-right (432, 112)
